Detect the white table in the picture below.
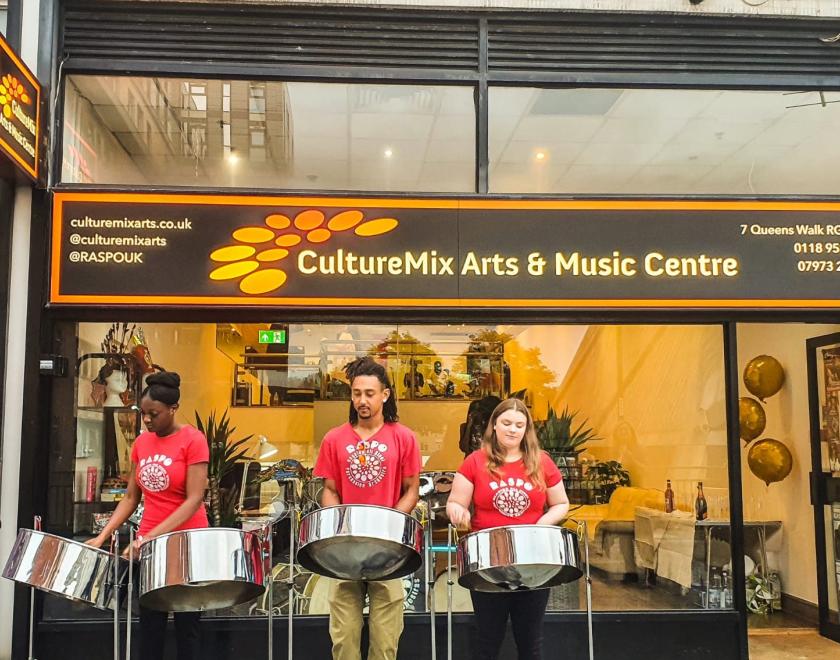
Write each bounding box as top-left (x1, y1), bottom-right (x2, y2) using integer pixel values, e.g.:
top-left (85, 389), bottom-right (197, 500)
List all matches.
top-left (634, 507), bottom-right (782, 607)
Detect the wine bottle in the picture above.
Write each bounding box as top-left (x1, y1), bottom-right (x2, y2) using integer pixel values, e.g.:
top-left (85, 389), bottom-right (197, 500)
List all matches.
top-left (695, 481), bottom-right (708, 521)
top-left (664, 479), bottom-right (675, 513)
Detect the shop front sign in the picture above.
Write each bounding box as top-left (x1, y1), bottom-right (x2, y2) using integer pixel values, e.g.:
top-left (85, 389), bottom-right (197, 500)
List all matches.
top-left (0, 33), bottom-right (40, 182)
top-left (51, 192), bottom-right (840, 309)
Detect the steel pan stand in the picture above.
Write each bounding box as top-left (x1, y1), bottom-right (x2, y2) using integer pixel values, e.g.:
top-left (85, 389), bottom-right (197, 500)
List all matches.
top-left (285, 507), bottom-right (297, 660)
top-left (579, 521), bottom-right (594, 660)
top-left (265, 519), bottom-right (274, 660)
top-left (446, 524), bottom-right (454, 660)
top-left (425, 514), bottom-right (436, 660)
top-left (258, 507), bottom-right (295, 660)
top-left (26, 515), bottom-right (42, 660)
top-left (125, 527), bottom-right (134, 660)
top-left (111, 530), bottom-right (121, 660)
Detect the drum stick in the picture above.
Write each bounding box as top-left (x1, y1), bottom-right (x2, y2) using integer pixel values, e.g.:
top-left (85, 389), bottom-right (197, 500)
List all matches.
top-left (111, 530), bottom-right (120, 660)
top-left (446, 524), bottom-right (453, 660)
top-left (28, 516), bottom-right (41, 660)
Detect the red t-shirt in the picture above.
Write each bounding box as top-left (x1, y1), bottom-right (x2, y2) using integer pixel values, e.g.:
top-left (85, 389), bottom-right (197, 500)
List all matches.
top-left (457, 450), bottom-right (562, 531)
top-left (131, 424), bottom-right (210, 536)
top-left (314, 422), bottom-right (422, 508)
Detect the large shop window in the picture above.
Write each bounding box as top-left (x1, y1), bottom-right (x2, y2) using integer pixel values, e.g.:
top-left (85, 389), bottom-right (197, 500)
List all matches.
top-left (61, 76), bottom-right (476, 192)
top-left (44, 321), bottom-right (733, 620)
top-left (489, 87), bottom-right (840, 195)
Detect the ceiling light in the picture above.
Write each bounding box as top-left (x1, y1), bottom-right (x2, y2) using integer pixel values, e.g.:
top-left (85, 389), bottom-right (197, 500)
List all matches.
top-left (535, 151), bottom-right (547, 161)
top-left (384, 148), bottom-right (393, 159)
top-left (226, 149), bottom-right (239, 165)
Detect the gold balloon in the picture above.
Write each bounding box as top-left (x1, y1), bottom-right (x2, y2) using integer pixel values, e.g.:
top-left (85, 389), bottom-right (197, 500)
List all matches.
top-left (743, 355), bottom-right (785, 401)
top-left (739, 397), bottom-right (766, 444)
top-left (747, 438), bottom-right (793, 486)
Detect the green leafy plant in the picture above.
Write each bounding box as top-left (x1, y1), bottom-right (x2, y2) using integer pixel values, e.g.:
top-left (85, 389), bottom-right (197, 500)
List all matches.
top-left (746, 574), bottom-right (773, 614)
top-left (195, 409), bottom-right (252, 527)
top-left (536, 405), bottom-right (600, 456)
top-left (587, 460), bottom-right (630, 500)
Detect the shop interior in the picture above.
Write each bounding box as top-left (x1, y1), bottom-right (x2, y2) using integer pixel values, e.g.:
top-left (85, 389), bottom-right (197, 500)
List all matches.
top-left (48, 320), bottom-right (749, 620)
top-left (41, 315), bottom-right (840, 635)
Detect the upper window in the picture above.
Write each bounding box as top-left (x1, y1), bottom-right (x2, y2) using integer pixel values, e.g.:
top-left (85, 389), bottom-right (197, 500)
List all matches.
top-left (490, 87), bottom-right (840, 195)
top-left (61, 76), bottom-right (476, 193)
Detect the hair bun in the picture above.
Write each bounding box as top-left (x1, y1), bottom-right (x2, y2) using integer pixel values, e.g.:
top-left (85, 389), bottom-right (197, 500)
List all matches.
top-left (146, 371), bottom-right (180, 390)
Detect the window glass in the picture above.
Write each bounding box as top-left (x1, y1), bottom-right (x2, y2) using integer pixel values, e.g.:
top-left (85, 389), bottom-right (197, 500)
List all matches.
top-left (44, 321), bottom-right (728, 620)
top-left (61, 76), bottom-right (476, 192)
top-left (490, 87), bottom-right (840, 195)
top-left (737, 323), bottom-right (840, 626)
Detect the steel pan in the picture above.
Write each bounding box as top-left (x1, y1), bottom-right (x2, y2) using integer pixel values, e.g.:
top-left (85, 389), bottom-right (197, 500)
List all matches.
top-left (139, 527), bottom-right (265, 612)
top-left (457, 525), bottom-right (582, 592)
top-left (297, 505), bottom-right (423, 581)
top-left (2, 529), bottom-right (128, 610)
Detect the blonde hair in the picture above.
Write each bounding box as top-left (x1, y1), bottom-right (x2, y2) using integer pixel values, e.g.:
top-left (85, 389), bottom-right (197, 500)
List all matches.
top-left (482, 398), bottom-right (546, 491)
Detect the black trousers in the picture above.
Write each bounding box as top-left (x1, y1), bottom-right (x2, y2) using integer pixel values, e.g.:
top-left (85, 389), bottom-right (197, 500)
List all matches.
top-left (139, 605), bottom-right (202, 660)
top-left (470, 589), bottom-right (551, 660)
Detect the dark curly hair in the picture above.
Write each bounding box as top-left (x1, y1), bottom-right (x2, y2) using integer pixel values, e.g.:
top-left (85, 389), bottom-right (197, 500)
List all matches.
top-left (344, 357), bottom-right (398, 424)
top-left (141, 371), bottom-right (181, 406)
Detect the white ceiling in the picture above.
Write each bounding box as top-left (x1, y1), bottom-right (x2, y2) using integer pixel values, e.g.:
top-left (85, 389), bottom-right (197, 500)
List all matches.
top-left (490, 88), bottom-right (840, 195)
top-left (62, 75), bottom-right (840, 195)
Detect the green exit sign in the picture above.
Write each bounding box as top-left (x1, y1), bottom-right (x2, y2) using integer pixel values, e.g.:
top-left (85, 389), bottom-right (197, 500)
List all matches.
top-left (258, 330), bottom-right (286, 344)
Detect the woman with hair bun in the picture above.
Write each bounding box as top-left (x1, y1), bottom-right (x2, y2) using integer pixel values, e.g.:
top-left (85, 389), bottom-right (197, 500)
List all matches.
top-left (86, 371), bottom-right (209, 660)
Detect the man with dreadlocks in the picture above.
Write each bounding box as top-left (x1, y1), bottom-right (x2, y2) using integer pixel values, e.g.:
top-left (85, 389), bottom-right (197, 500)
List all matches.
top-left (313, 356), bottom-right (422, 660)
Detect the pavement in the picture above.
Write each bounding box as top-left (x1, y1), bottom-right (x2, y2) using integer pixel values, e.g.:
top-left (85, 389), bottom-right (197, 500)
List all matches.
top-left (749, 629), bottom-right (840, 659)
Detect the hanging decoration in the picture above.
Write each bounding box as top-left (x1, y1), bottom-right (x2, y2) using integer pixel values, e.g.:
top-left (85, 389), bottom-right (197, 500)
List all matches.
top-left (743, 355), bottom-right (786, 402)
top-left (747, 438), bottom-right (793, 486)
top-left (739, 397), bottom-right (766, 444)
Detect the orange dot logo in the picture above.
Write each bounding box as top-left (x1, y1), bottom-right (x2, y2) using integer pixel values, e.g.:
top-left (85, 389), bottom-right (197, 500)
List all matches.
top-left (0, 74), bottom-right (31, 120)
top-left (209, 209), bottom-right (399, 295)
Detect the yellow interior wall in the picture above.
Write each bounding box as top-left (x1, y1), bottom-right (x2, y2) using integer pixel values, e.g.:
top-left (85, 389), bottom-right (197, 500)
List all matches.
top-left (78, 323), bottom-right (470, 471)
top-left (552, 325), bottom-right (729, 510)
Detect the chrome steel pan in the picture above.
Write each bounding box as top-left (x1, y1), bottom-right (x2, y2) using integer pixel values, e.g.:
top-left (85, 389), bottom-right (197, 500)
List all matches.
top-left (457, 525), bottom-right (582, 592)
top-left (2, 529), bottom-right (128, 610)
top-left (297, 505), bottom-right (423, 581)
top-left (139, 527), bottom-right (265, 612)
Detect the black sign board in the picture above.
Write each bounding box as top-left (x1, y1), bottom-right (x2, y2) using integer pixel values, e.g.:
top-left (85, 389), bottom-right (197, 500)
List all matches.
top-left (0, 33), bottom-right (40, 182)
top-left (51, 192), bottom-right (840, 309)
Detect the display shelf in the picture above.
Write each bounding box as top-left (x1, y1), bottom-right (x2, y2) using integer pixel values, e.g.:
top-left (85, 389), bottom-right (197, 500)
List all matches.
top-left (73, 352), bottom-right (143, 536)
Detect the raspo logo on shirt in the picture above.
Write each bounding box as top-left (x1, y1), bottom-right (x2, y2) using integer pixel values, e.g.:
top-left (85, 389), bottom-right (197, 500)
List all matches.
top-left (0, 33), bottom-right (40, 181)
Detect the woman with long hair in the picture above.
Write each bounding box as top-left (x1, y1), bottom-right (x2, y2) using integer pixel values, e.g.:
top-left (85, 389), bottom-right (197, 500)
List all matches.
top-left (86, 371), bottom-right (209, 660)
top-left (446, 398), bottom-right (570, 660)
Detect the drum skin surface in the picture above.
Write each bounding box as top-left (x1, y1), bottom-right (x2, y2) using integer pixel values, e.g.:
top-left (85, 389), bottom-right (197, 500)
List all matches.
top-left (2, 528), bottom-right (128, 611)
top-left (457, 525), bottom-right (582, 592)
top-left (139, 527), bottom-right (265, 612)
top-left (297, 505), bottom-right (423, 581)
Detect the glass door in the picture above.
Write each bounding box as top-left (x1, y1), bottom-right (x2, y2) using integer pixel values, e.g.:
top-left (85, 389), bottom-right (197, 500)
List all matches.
top-left (807, 331), bottom-right (840, 642)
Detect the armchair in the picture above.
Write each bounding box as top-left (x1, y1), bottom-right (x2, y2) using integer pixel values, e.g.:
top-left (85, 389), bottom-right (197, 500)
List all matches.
top-left (565, 486), bottom-right (664, 580)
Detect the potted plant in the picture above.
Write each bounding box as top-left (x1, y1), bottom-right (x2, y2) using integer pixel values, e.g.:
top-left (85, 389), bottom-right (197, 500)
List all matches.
top-left (536, 405), bottom-right (600, 457)
top-left (587, 460), bottom-right (630, 503)
top-left (536, 405), bottom-right (600, 504)
top-left (195, 409), bottom-right (253, 527)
